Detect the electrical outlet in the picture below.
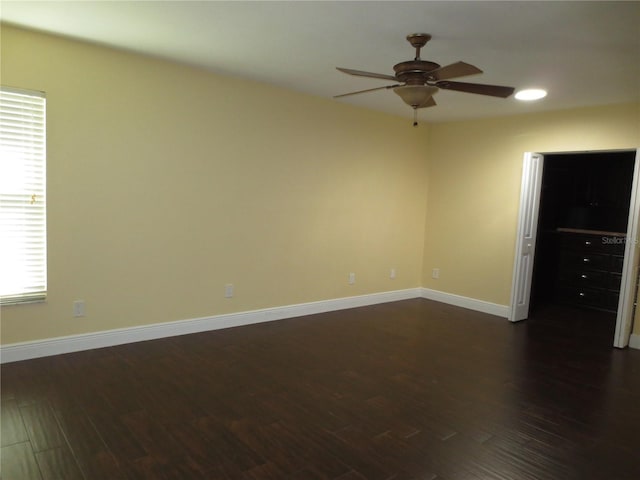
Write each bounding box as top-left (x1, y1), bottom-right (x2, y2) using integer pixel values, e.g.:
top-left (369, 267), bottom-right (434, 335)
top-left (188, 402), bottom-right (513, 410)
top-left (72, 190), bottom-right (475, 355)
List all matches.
top-left (348, 272), bottom-right (356, 285)
top-left (224, 284), bottom-right (234, 298)
top-left (73, 300), bottom-right (85, 317)
top-left (432, 268), bottom-right (440, 279)
top-left (390, 268), bottom-right (396, 279)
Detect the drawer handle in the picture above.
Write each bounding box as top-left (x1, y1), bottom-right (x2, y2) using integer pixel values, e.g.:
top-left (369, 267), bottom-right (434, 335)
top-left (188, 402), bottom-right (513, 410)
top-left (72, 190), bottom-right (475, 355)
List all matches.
top-left (585, 241), bottom-right (592, 246)
top-left (581, 274), bottom-right (588, 279)
top-left (583, 258), bottom-right (590, 263)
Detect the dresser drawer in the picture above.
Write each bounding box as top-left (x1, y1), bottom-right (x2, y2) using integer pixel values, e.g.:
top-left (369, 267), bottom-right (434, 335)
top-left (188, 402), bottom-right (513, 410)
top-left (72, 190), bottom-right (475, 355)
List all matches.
top-left (562, 234), bottom-right (626, 254)
top-left (556, 286), bottom-right (607, 309)
top-left (558, 269), bottom-right (608, 288)
top-left (611, 255), bottom-right (624, 273)
top-left (560, 251), bottom-right (610, 271)
top-left (599, 235), bottom-right (627, 255)
top-left (562, 234), bottom-right (607, 253)
top-left (609, 272), bottom-right (622, 290)
top-left (606, 291), bottom-right (620, 310)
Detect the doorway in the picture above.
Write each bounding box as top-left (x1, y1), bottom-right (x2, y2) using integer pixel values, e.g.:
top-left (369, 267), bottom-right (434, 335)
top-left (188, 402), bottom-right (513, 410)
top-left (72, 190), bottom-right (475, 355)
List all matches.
top-left (510, 149), bottom-right (640, 348)
top-left (530, 151), bottom-right (635, 342)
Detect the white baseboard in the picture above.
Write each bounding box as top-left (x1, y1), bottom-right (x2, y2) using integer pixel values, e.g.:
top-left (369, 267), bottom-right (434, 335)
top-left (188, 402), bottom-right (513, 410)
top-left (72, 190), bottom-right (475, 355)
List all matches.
top-left (0, 288), bottom-right (421, 364)
top-left (630, 334), bottom-right (640, 350)
top-left (0, 287), bottom-right (512, 364)
top-left (420, 287), bottom-right (510, 318)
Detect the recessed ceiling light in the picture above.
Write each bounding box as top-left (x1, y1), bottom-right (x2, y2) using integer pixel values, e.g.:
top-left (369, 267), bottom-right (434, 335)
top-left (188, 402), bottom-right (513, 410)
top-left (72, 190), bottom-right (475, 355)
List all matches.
top-left (515, 89), bottom-right (548, 101)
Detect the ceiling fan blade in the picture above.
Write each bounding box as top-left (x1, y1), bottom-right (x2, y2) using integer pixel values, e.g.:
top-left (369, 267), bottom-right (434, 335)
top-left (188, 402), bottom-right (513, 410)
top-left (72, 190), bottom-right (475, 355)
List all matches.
top-left (336, 67), bottom-right (397, 81)
top-left (334, 84), bottom-right (400, 98)
top-left (417, 96), bottom-right (437, 108)
top-left (436, 81), bottom-right (515, 98)
top-left (428, 61), bottom-right (482, 81)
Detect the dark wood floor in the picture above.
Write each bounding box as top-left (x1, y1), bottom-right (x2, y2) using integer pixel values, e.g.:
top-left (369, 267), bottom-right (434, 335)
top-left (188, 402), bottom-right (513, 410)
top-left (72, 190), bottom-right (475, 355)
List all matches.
top-left (2, 298), bottom-right (639, 480)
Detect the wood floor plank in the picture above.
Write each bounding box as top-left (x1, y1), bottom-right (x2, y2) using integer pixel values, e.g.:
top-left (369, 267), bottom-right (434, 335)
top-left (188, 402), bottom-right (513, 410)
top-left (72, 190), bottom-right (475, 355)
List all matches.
top-left (120, 409), bottom-right (185, 460)
top-left (129, 454), bottom-right (208, 480)
top-left (0, 360), bottom-right (51, 407)
top-left (35, 446), bottom-right (85, 480)
top-left (1, 299), bottom-right (639, 480)
top-left (54, 406), bottom-right (126, 480)
top-left (87, 408), bottom-right (147, 462)
top-left (286, 466), bottom-right (331, 480)
top-left (20, 401), bottom-right (65, 452)
top-left (193, 414), bottom-right (265, 472)
top-left (1, 399), bottom-right (29, 446)
top-left (241, 461), bottom-right (287, 480)
top-left (333, 471), bottom-right (368, 480)
top-left (0, 442), bottom-right (43, 480)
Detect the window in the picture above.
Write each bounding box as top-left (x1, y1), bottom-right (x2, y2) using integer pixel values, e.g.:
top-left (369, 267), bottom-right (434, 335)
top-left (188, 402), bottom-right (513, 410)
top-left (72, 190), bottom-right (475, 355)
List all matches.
top-left (0, 87), bottom-right (47, 304)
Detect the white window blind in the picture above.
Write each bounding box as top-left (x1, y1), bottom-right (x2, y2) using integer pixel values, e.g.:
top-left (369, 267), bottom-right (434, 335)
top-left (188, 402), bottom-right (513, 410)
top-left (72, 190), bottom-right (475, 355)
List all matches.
top-left (0, 87), bottom-right (47, 305)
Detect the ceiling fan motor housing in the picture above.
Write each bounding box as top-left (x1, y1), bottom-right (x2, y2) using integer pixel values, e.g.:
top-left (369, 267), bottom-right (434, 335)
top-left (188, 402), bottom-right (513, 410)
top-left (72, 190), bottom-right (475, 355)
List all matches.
top-left (393, 60), bottom-right (441, 84)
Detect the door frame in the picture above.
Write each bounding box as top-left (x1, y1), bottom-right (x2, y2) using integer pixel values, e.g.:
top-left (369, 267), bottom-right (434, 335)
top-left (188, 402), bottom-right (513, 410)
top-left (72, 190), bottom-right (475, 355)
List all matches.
top-left (509, 148), bottom-right (640, 348)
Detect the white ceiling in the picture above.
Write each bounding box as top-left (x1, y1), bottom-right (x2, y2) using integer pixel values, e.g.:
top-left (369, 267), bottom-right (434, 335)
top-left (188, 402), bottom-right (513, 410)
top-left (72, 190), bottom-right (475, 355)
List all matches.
top-left (2, 1), bottom-right (639, 122)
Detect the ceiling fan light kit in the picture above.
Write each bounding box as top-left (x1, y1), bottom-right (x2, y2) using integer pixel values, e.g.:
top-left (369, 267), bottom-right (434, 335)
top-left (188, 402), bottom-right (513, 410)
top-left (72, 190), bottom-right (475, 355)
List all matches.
top-left (335, 33), bottom-right (516, 125)
top-left (393, 85), bottom-right (439, 108)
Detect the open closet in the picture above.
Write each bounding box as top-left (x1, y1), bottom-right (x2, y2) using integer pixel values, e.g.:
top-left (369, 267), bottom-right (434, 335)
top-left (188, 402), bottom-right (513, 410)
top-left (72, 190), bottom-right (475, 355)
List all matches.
top-left (531, 151), bottom-right (636, 323)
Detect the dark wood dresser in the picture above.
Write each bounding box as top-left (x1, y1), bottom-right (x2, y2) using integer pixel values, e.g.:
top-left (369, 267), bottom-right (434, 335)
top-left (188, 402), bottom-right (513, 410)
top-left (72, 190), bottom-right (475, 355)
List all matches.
top-left (555, 228), bottom-right (626, 312)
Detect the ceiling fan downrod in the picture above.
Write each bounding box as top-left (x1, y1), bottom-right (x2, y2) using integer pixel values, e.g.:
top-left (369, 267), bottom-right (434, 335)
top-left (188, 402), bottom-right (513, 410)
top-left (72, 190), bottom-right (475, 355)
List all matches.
top-left (406, 33), bottom-right (431, 61)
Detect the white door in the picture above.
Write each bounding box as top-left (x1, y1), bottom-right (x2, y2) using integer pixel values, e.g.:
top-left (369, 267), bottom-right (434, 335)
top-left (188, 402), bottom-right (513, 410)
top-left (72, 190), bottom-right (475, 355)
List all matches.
top-left (509, 152), bottom-right (544, 322)
top-left (614, 149), bottom-right (640, 348)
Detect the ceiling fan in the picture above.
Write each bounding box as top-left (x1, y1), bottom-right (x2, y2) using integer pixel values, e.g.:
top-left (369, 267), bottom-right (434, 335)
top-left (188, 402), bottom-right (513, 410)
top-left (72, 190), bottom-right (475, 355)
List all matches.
top-left (335, 33), bottom-right (515, 125)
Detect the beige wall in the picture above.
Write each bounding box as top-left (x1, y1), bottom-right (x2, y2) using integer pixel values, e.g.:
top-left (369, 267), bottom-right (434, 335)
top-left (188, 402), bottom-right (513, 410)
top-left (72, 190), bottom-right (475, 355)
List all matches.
top-left (2, 25), bottom-right (639, 345)
top-left (422, 104), bottom-right (640, 320)
top-left (0, 25), bottom-right (430, 344)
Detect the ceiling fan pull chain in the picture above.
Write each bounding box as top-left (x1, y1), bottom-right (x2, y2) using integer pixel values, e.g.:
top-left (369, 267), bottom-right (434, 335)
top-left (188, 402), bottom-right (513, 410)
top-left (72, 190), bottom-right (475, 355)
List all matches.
top-left (413, 107), bottom-right (418, 127)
